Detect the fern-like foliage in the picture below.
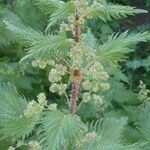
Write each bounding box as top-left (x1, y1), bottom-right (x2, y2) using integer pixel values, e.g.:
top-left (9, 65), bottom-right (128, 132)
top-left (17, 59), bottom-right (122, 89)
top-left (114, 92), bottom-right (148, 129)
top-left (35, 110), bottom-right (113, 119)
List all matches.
top-left (80, 117), bottom-right (145, 150)
top-left (96, 31), bottom-right (149, 67)
top-left (22, 33), bottom-right (70, 60)
top-left (90, 0), bottom-right (148, 22)
top-left (136, 104), bottom-right (150, 141)
top-left (35, 0), bottom-right (63, 14)
top-left (81, 30), bottom-right (98, 50)
top-left (0, 83), bottom-right (40, 140)
top-left (3, 12), bottom-right (71, 60)
top-left (35, 0), bottom-right (75, 32)
top-left (105, 79), bottom-right (138, 105)
top-left (3, 11), bottom-right (42, 45)
top-left (38, 110), bottom-right (87, 150)
top-left (45, 1), bottom-right (75, 32)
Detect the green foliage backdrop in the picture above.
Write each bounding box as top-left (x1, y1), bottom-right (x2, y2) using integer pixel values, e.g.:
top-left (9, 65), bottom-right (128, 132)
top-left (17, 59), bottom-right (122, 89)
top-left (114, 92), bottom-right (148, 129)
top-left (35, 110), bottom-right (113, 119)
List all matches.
top-left (0, 0), bottom-right (149, 149)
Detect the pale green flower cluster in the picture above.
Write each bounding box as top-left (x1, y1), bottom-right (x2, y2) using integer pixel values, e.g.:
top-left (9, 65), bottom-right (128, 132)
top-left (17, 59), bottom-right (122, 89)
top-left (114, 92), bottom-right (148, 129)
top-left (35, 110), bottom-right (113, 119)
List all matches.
top-left (73, 0), bottom-right (88, 13)
top-left (24, 93), bottom-right (47, 118)
top-left (81, 131), bottom-right (98, 143)
top-left (49, 64), bottom-right (68, 95)
top-left (82, 92), bottom-right (104, 105)
top-left (70, 43), bottom-right (96, 70)
top-left (138, 80), bottom-right (150, 102)
top-left (62, 0), bottom-right (89, 34)
top-left (49, 83), bottom-right (68, 95)
top-left (8, 147), bottom-right (15, 150)
top-left (28, 141), bottom-right (42, 150)
top-left (48, 64), bottom-right (67, 83)
top-left (16, 140), bottom-right (25, 148)
top-left (48, 103), bottom-right (57, 110)
top-left (93, 94), bottom-right (104, 106)
top-left (69, 43), bottom-right (109, 104)
top-left (32, 59), bottom-right (55, 69)
top-left (60, 22), bottom-right (73, 32)
top-left (82, 61), bottom-right (110, 92)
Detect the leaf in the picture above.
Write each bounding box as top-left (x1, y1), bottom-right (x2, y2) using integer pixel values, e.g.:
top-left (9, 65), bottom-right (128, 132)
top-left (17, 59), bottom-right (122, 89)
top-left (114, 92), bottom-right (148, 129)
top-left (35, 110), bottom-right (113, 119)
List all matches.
top-left (80, 117), bottom-right (144, 150)
top-left (3, 12), bottom-right (71, 60)
top-left (0, 83), bottom-right (40, 140)
top-left (136, 103), bottom-right (150, 141)
top-left (3, 11), bottom-right (43, 45)
top-left (90, 1), bottom-right (148, 22)
top-left (38, 110), bottom-right (87, 150)
top-left (104, 79), bottom-right (138, 105)
top-left (45, 1), bottom-right (75, 32)
top-left (96, 31), bottom-right (149, 68)
top-left (22, 33), bottom-right (71, 60)
top-left (35, 0), bottom-right (65, 15)
top-left (81, 30), bottom-right (98, 50)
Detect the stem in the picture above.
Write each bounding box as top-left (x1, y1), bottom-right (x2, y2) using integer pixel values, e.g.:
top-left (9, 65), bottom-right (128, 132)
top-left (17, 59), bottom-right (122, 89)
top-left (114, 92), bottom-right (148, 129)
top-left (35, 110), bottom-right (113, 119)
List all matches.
top-left (69, 8), bottom-right (81, 114)
top-left (69, 80), bottom-right (79, 114)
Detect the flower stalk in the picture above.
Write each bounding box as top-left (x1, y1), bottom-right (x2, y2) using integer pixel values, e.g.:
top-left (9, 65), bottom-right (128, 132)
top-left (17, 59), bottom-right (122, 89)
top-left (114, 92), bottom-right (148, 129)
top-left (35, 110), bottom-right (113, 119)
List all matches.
top-left (69, 8), bottom-right (81, 114)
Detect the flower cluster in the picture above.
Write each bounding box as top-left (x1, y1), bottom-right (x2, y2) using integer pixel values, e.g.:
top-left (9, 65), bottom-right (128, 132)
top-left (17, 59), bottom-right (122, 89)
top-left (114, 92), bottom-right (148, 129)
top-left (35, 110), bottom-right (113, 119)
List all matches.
top-left (69, 43), bottom-right (109, 106)
top-left (24, 93), bottom-right (47, 118)
top-left (82, 92), bottom-right (104, 105)
top-left (48, 103), bottom-right (57, 110)
top-left (70, 43), bottom-right (97, 70)
top-left (32, 59), bottom-right (55, 69)
top-left (8, 147), bottom-right (15, 150)
top-left (81, 131), bottom-right (98, 143)
top-left (49, 83), bottom-right (67, 95)
top-left (82, 61), bottom-right (110, 92)
top-left (48, 63), bottom-right (68, 95)
top-left (28, 141), bottom-right (41, 150)
top-left (93, 94), bottom-right (104, 106)
top-left (48, 64), bottom-right (67, 83)
top-left (138, 80), bottom-right (150, 102)
top-left (60, 22), bottom-right (73, 32)
top-left (73, 0), bottom-right (89, 16)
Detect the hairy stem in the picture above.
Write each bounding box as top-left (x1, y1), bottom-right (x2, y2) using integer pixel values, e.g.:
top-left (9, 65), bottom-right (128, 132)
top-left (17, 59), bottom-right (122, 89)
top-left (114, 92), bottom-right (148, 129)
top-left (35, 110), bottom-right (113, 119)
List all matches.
top-left (69, 9), bottom-right (81, 114)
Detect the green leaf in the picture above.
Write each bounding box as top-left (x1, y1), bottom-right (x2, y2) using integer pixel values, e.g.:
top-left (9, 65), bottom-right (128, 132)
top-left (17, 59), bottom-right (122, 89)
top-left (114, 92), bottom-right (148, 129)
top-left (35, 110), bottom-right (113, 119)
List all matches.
top-left (80, 117), bottom-right (144, 150)
top-left (45, 1), bottom-right (75, 32)
top-left (0, 83), bottom-right (40, 140)
top-left (38, 110), bottom-right (87, 150)
top-left (3, 12), bottom-right (71, 60)
top-left (22, 33), bottom-right (71, 60)
top-left (90, 1), bottom-right (148, 22)
top-left (81, 30), bottom-right (98, 50)
top-left (96, 31), bottom-right (149, 68)
top-left (136, 103), bottom-right (150, 141)
top-left (3, 11), bottom-right (43, 45)
top-left (35, 0), bottom-right (65, 15)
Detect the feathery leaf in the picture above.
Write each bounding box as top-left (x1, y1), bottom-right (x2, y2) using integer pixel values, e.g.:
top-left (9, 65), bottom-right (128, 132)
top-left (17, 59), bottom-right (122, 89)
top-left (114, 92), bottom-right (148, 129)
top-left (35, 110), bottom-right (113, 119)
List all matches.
top-left (38, 110), bottom-right (87, 150)
top-left (90, 1), bottom-right (148, 22)
top-left (0, 83), bottom-right (40, 140)
top-left (96, 31), bottom-right (149, 67)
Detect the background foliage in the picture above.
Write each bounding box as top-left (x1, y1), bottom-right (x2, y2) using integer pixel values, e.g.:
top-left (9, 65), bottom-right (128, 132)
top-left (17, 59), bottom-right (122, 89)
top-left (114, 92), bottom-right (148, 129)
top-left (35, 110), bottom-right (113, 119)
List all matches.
top-left (0, 0), bottom-right (149, 149)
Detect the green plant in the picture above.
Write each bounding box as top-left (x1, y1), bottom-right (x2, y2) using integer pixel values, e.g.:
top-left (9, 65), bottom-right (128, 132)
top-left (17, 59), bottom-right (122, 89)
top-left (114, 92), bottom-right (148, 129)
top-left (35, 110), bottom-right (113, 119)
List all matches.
top-left (0, 0), bottom-right (150, 149)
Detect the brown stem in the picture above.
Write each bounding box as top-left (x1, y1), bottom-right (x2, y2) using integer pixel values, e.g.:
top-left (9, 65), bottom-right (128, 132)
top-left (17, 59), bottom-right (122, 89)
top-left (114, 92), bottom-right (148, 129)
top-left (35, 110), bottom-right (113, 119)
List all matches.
top-left (69, 80), bottom-right (79, 114)
top-left (69, 9), bottom-right (81, 114)
top-left (74, 14), bottom-right (80, 43)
